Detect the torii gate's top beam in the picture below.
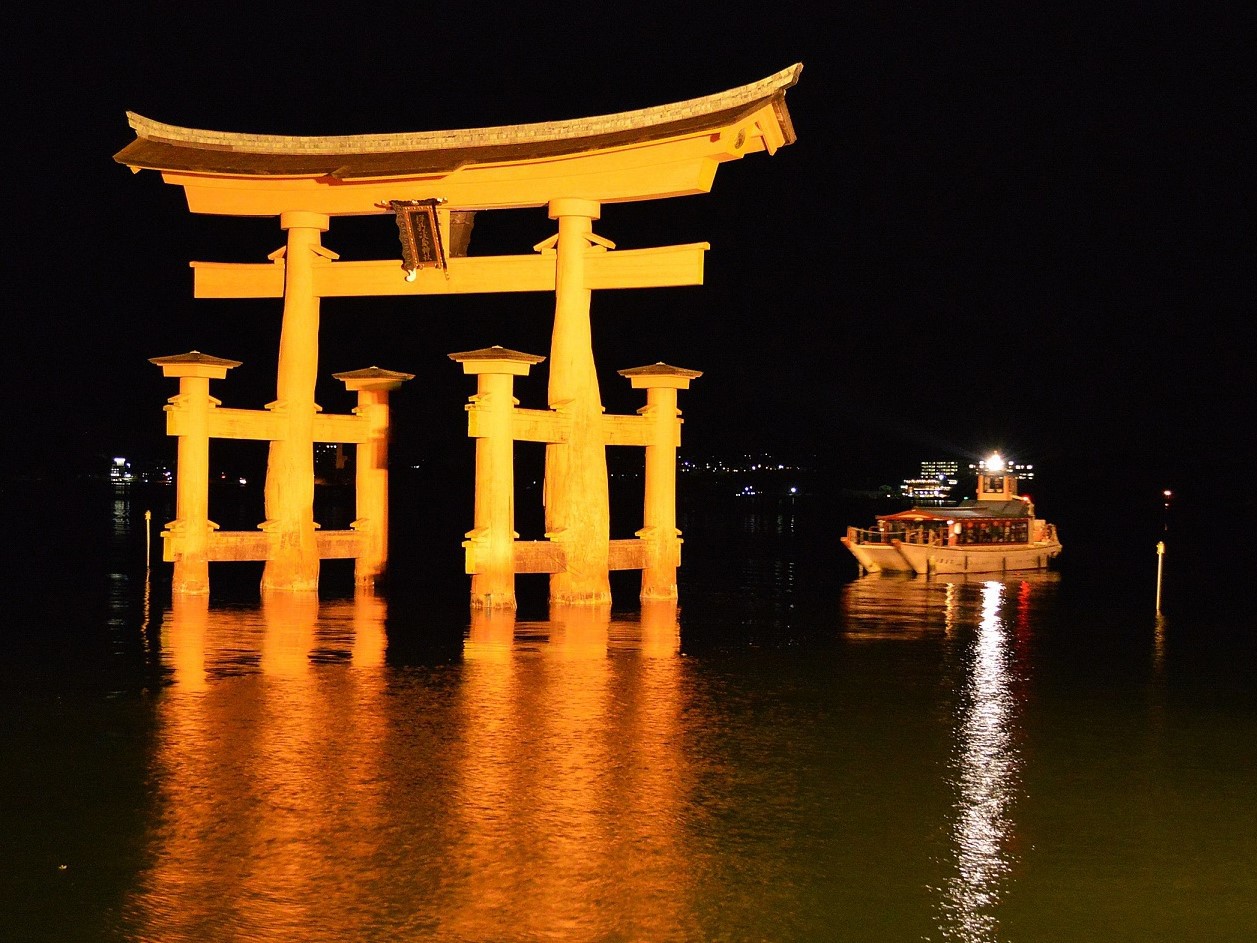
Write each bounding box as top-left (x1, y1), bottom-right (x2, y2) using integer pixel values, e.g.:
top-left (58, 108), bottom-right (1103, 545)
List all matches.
top-left (114, 64), bottom-right (801, 216)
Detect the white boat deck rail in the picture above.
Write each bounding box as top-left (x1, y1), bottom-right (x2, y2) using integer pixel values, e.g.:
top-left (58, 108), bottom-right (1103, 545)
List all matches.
top-left (846, 523), bottom-right (1060, 548)
top-left (846, 525), bottom-right (944, 547)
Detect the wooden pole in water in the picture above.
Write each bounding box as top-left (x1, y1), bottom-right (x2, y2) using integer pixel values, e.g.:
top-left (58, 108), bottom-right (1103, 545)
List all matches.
top-left (1155, 540), bottom-right (1165, 612)
top-left (1156, 489), bottom-right (1172, 613)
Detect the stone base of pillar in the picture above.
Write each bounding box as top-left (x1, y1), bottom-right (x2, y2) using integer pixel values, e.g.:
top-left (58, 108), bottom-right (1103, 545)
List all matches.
top-left (260, 558), bottom-right (321, 593)
top-left (470, 590), bottom-right (518, 611)
top-left (354, 554), bottom-right (384, 588)
top-left (640, 579), bottom-right (679, 602)
top-left (260, 522), bottom-right (321, 592)
top-left (171, 558), bottom-right (210, 595)
top-left (549, 586), bottom-right (613, 606)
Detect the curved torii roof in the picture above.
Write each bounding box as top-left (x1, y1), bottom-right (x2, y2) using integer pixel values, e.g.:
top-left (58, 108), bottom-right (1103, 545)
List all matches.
top-left (114, 64), bottom-right (802, 215)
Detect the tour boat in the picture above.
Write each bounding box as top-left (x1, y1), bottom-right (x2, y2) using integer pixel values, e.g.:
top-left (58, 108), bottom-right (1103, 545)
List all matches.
top-left (841, 454), bottom-right (1062, 576)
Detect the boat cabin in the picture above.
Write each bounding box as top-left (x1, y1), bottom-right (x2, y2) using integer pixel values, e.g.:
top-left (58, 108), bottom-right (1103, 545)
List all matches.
top-left (872, 502), bottom-right (1032, 547)
top-left (975, 453), bottom-right (1019, 502)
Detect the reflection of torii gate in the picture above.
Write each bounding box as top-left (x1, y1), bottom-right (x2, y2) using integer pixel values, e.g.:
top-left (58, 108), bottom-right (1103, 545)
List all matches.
top-left (115, 64), bottom-right (801, 606)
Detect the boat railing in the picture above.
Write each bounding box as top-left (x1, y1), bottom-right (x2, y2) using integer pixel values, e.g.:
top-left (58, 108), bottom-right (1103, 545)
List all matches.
top-left (846, 526), bottom-right (906, 545)
top-left (847, 526), bottom-right (945, 546)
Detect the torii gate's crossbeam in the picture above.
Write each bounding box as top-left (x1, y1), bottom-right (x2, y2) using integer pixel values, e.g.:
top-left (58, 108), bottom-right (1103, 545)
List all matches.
top-left (190, 243), bottom-right (710, 298)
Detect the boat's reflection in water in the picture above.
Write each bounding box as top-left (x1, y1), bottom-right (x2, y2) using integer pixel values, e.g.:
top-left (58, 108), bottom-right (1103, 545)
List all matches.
top-left (841, 572), bottom-right (1053, 942)
top-left (842, 571), bottom-right (1058, 641)
top-left (840, 573), bottom-right (960, 640)
top-left (131, 593), bottom-right (691, 942)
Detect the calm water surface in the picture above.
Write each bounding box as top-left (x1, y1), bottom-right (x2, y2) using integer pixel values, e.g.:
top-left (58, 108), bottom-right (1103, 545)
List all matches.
top-left (2, 481), bottom-right (1254, 941)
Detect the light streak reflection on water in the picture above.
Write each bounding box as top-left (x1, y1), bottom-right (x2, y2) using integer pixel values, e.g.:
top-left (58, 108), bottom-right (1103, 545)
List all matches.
top-left (840, 574), bottom-right (1029, 942)
top-left (938, 580), bottom-right (1019, 943)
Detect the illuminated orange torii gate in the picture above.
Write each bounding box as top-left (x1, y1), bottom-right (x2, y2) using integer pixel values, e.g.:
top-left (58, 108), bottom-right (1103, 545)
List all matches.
top-left (115, 64), bottom-right (801, 603)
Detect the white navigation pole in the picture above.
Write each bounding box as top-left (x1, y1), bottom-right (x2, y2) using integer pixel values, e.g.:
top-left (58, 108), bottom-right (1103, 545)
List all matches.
top-left (1156, 489), bottom-right (1172, 612)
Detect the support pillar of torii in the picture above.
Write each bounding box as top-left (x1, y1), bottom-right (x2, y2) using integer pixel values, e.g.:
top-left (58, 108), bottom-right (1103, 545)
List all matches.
top-left (449, 347), bottom-right (547, 610)
top-left (261, 211), bottom-right (330, 592)
top-left (620, 362), bottom-right (703, 600)
top-left (333, 366), bottom-right (415, 588)
top-left (545, 198), bottom-right (611, 604)
top-left (149, 351), bottom-right (242, 595)
top-left (114, 64), bottom-right (801, 600)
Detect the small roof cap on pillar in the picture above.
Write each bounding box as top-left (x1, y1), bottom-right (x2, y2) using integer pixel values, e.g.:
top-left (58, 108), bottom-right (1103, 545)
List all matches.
top-left (618, 362), bottom-right (703, 389)
top-left (448, 345), bottom-right (545, 376)
top-left (149, 350), bottom-right (242, 379)
top-left (332, 366), bottom-right (416, 391)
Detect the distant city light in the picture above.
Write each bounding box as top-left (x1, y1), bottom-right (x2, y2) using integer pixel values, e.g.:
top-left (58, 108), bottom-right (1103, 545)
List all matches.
top-left (109, 456), bottom-right (134, 484)
top-left (901, 460), bottom-right (960, 504)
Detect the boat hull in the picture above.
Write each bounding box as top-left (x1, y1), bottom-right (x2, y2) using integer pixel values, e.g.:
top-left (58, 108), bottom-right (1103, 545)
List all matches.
top-left (891, 539), bottom-right (1061, 576)
top-left (840, 536), bottom-right (914, 573)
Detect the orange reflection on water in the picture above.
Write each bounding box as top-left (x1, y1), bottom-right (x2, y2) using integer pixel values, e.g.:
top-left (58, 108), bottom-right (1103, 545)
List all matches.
top-left (441, 600), bottom-right (694, 941)
top-left (166, 594), bottom-right (209, 693)
top-left (638, 598), bottom-right (683, 659)
top-left (351, 592), bottom-right (387, 669)
top-left (130, 590), bottom-right (392, 942)
top-left (131, 593), bottom-right (693, 941)
top-left (251, 592), bottom-right (325, 932)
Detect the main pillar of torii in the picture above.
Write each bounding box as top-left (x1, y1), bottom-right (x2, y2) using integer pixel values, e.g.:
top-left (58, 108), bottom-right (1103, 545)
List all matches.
top-left (114, 64), bottom-right (801, 598)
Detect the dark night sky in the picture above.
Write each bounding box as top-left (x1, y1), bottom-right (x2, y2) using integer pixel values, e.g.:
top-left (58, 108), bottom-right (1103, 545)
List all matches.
top-left (3, 3), bottom-right (1249, 507)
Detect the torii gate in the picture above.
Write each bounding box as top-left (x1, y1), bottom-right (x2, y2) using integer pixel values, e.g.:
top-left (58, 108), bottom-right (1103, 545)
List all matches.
top-left (115, 64), bottom-right (801, 604)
